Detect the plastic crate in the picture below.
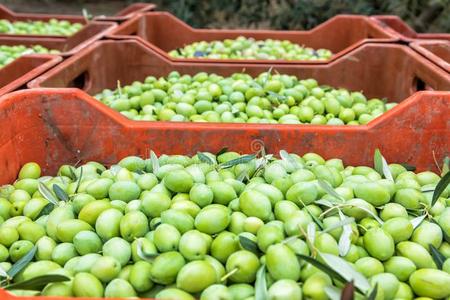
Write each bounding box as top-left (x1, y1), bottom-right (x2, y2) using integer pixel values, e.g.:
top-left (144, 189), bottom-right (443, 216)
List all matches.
top-left (0, 54), bottom-right (61, 97)
top-left (0, 20), bottom-right (116, 57)
top-left (0, 88), bottom-right (448, 185)
top-left (93, 3), bottom-right (157, 22)
top-left (371, 15), bottom-right (450, 42)
top-left (107, 12), bottom-right (399, 64)
top-left (29, 40), bottom-right (450, 106)
top-left (410, 40), bottom-right (450, 73)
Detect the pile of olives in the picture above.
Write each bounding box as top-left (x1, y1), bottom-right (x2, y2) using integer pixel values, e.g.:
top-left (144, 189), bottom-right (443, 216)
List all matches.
top-left (0, 45), bottom-right (59, 68)
top-left (0, 150), bottom-right (449, 299)
top-left (95, 71), bottom-right (397, 125)
top-left (0, 19), bottom-right (83, 36)
top-left (168, 36), bottom-right (333, 61)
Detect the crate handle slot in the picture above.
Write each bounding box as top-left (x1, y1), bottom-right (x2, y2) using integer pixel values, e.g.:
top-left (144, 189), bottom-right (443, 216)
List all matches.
top-left (67, 71), bottom-right (90, 91)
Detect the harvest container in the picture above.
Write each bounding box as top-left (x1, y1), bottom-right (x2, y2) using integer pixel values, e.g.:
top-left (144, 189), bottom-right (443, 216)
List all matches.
top-left (107, 12), bottom-right (399, 64)
top-left (29, 40), bottom-right (450, 107)
top-left (371, 15), bottom-right (450, 42)
top-left (0, 20), bottom-right (116, 57)
top-left (0, 54), bottom-right (61, 97)
top-left (93, 3), bottom-right (157, 22)
top-left (0, 88), bottom-right (448, 185)
top-left (410, 40), bottom-right (450, 73)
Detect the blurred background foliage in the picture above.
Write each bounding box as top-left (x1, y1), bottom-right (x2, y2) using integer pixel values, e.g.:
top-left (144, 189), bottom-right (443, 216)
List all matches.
top-left (1, 0), bottom-right (449, 33)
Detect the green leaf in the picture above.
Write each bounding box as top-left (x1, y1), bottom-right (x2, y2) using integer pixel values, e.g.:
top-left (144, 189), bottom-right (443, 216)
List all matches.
top-left (52, 185), bottom-right (69, 202)
top-left (74, 166), bottom-right (83, 194)
top-left (368, 284), bottom-right (378, 300)
top-left (150, 151), bottom-right (159, 174)
top-left (374, 149), bottom-right (393, 181)
top-left (442, 156), bottom-right (449, 176)
top-left (318, 180), bottom-right (345, 202)
top-left (307, 223), bottom-right (316, 246)
top-left (255, 264), bottom-right (268, 300)
top-left (324, 285), bottom-right (341, 300)
top-left (296, 254), bottom-right (346, 283)
top-left (338, 211), bottom-right (352, 257)
top-left (236, 170), bottom-right (250, 182)
top-left (321, 217), bottom-right (355, 234)
top-left (301, 201), bottom-right (324, 230)
top-left (4, 274), bottom-right (70, 291)
top-left (7, 246), bottom-right (37, 279)
top-left (346, 201), bottom-right (384, 224)
top-left (432, 171), bottom-right (450, 206)
top-left (220, 154), bottom-right (256, 169)
top-left (0, 264), bottom-right (10, 279)
top-left (320, 252), bottom-right (371, 294)
top-left (430, 244), bottom-right (446, 269)
top-left (400, 163), bottom-right (416, 172)
top-left (239, 235), bottom-right (260, 255)
top-left (37, 182), bottom-right (58, 205)
top-left (136, 239), bottom-right (158, 262)
top-left (36, 203), bottom-right (55, 219)
top-left (280, 150), bottom-right (302, 170)
top-left (216, 148), bottom-right (229, 157)
top-left (341, 281), bottom-right (355, 300)
top-left (410, 214), bottom-right (426, 229)
top-left (197, 152), bottom-right (215, 165)
top-left (68, 166), bottom-right (77, 181)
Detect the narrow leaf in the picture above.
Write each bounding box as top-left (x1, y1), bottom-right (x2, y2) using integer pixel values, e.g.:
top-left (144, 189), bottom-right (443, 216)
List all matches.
top-left (239, 235), bottom-right (260, 255)
top-left (430, 244), bottom-right (446, 269)
top-left (338, 211), bottom-right (352, 257)
top-left (432, 171), bottom-right (450, 206)
top-left (0, 264), bottom-right (10, 279)
top-left (36, 203), bottom-right (55, 219)
top-left (324, 285), bottom-right (341, 300)
top-left (68, 166), bottom-right (77, 181)
top-left (52, 185), bottom-right (69, 202)
top-left (442, 156), bottom-right (450, 176)
top-left (237, 170), bottom-right (250, 182)
top-left (197, 152), bottom-right (215, 165)
top-left (296, 254), bottom-right (346, 283)
top-left (38, 182), bottom-right (58, 205)
top-left (341, 281), bottom-right (355, 300)
top-left (400, 163), bottom-right (416, 172)
top-left (374, 149), bottom-right (393, 181)
top-left (410, 214), bottom-right (427, 229)
top-left (346, 200), bottom-right (384, 224)
top-left (315, 199), bottom-right (335, 207)
top-left (318, 180), bottom-right (345, 202)
top-left (368, 284), bottom-right (378, 300)
top-left (307, 223), bottom-right (316, 246)
top-left (7, 246), bottom-right (37, 278)
top-left (74, 166), bottom-right (83, 194)
top-left (320, 252), bottom-right (371, 293)
top-left (220, 154), bottom-right (256, 169)
top-left (150, 151), bottom-right (159, 174)
top-left (255, 264), bottom-right (268, 300)
top-left (216, 148), bottom-right (229, 157)
top-left (4, 274), bottom-right (69, 290)
top-left (136, 239), bottom-right (158, 262)
top-left (322, 217), bottom-right (355, 234)
top-left (280, 150), bottom-right (301, 170)
top-left (301, 201), bottom-right (324, 230)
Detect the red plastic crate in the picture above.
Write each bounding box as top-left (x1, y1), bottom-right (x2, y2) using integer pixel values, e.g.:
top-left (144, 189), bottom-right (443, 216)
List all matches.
top-left (0, 20), bottom-right (116, 57)
top-left (107, 12), bottom-right (399, 64)
top-left (29, 40), bottom-right (450, 105)
top-left (93, 3), bottom-right (157, 22)
top-left (0, 88), bottom-right (448, 185)
top-left (0, 54), bottom-right (62, 97)
top-left (371, 15), bottom-right (450, 42)
top-left (410, 40), bottom-right (450, 73)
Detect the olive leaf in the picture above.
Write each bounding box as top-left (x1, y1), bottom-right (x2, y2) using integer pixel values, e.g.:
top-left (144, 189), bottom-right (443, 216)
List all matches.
top-left (324, 285), bottom-right (341, 300)
top-left (321, 217), bottom-right (355, 234)
top-left (296, 254), bottom-right (346, 283)
top-left (149, 151), bottom-right (160, 174)
top-left (216, 147), bottom-right (229, 156)
top-left (442, 156), bottom-right (449, 176)
top-left (400, 163), bottom-right (416, 172)
top-left (136, 239), bottom-right (158, 262)
top-left (301, 200), bottom-right (324, 230)
top-left (320, 252), bottom-right (371, 294)
top-left (7, 246), bottom-right (37, 278)
top-left (432, 171), bottom-right (450, 206)
top-left (0, 264), bottom-right (10, 279)
top-left (117, 80), bottom-right (123, 98)
top-left (279, 150), bottom-right (302, 170)
top-left (374, 149), bottom-right (393, 181)
top-left (307, 223), bottom-right (316, 246)
top-left (368, 284), bottom-right (378, 300)
top-left (338, 210), bottom-right (353, 257)
top-left (236, 170), bottom-right (250, 182)
top-left (239, 235), bottom-right (260, 255)
top-left (255, 264), bottom-right (268, 300)
top-left (220, 154), bottom-right (256, 169)
top-left (4, 274), bottom-right (70, 291)
top-left (410, 214), bottom-right (427, 229)
top-left (68, 166), bottom-right (78, 181)
top-left (197, 152), bottom-right (215, 165)
top-left (430, 244), bottom-right (446, 269)
top-left (346, 201), bottom-right (384, 225)
top-left (315, 199), bottom-right (335, 207)
top-left (318, 180), bottom-right (345, 202)
top-left (341, 281), bottom-right (355, 300)
top-left (52, 185), bottom-right (69, 202)
top-left (35, 203), bottom-right (55, 219)
top-left (74, 166), bottom-right (83, 194)
top-left (37, 182), bottom-right (59, 205)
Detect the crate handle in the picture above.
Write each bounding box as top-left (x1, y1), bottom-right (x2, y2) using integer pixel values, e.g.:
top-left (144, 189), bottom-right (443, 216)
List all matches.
top-left (412, 76), bottom-right (433, 92)
top-left (67, 70), bottom-right (91, 91)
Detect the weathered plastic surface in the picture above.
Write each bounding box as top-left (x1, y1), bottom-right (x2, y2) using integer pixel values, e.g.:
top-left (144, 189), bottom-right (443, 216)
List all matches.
top-left (410, 40), bottom-right (450, 73)
top-left (29, 40), bottom-right (450, 103)
top-left (108, 12), bottom-right (399, 64)
top-left (0, 88), bottom-right (448, 186)
top-left (372, 15), bottom-right (450, 42)
top-left (0, 54), bottom-right (62, 96)
top-left (0, 20), bottom-right (116, 57)
top-left (93, 2), bottom-right (157, 22)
